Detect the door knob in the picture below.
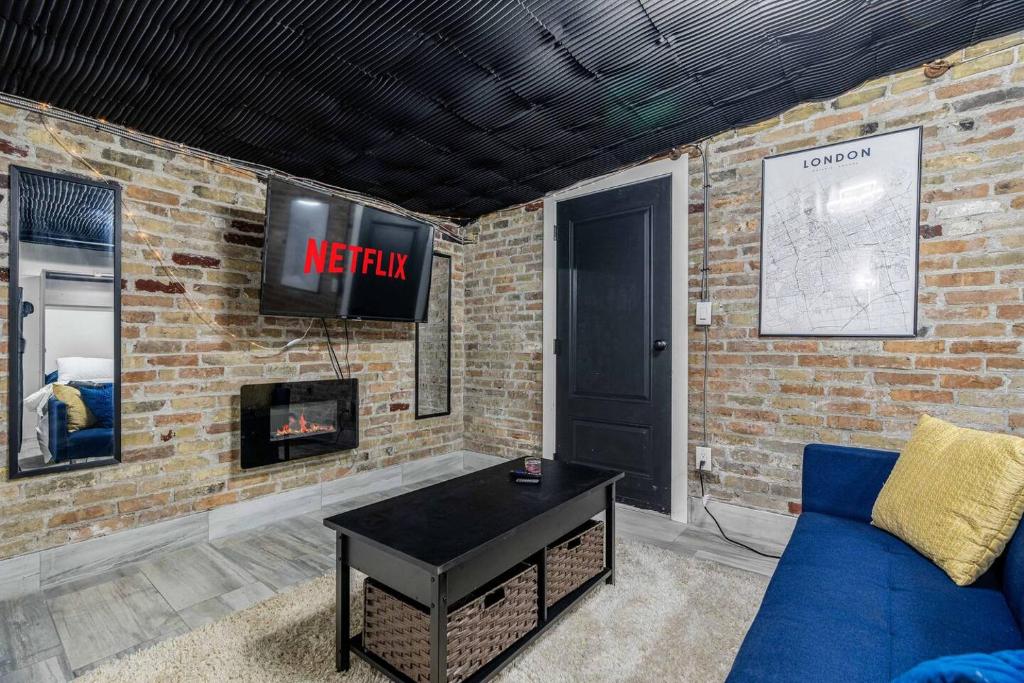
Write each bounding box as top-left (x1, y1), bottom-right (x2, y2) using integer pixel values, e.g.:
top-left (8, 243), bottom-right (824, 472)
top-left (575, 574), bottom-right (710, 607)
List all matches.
top-left (653, 339), bottom-right (668, 351)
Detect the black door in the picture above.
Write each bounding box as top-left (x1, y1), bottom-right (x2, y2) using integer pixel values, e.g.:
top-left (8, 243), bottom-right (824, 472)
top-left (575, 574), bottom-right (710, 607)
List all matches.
top-left (555, 177), bottom-right (672, 513)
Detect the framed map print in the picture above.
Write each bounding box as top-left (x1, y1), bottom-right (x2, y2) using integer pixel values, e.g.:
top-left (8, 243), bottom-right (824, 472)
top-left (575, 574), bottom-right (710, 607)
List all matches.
top-left (758, 127), bottom-right (921, 337)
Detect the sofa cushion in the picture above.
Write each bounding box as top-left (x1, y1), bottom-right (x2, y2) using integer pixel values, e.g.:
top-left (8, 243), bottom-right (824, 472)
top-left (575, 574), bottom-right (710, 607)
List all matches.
top-left (728, 513), bottom-right (1024, 682)
top-left (803, 444), bottom-right (899, 523)
top-left (889, 573), bottom-right (1021, 673)
top-left (73, 382), bottom-right (114, 429)
top-left (65, 427), bottom-right (114, 460)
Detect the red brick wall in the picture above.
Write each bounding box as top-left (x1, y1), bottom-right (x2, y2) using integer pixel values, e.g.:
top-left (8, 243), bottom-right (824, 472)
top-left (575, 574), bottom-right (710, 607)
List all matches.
top-left (0, 109), bottom-right (465, 560)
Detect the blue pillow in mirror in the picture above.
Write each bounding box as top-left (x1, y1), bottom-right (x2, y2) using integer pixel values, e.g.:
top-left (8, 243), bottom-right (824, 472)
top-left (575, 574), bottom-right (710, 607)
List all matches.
top-left (73, 383), bottom-right (114, 429)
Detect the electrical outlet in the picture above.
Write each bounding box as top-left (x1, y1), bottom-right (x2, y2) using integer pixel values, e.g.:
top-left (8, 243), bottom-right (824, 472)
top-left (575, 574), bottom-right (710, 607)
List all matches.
top-left (697, 445), bottom-right (712, 470)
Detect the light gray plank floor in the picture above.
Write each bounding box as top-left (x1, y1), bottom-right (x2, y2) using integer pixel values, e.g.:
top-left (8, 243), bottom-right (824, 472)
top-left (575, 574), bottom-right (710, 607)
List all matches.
top-left (615, 506), bottom-right (782, 576)
top-left (138, 544), bottom-right (255, 611)
top-left (45, 568), bottom-right (186, 674)
top-left (0, 473), bottom-right (782, 680)
top-left (0, 655), bottom-right (70, 683)
top-left (0, 593), bottom-right (64, 675)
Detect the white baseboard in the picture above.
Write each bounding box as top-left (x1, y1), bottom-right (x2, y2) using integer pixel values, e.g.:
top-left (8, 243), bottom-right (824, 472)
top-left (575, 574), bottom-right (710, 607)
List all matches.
top-left (41, 513), bottom-right (209, 590)
top-left (209, 484), bottom-right (322, 540)
top-left (686, 496), bottom-right (796, 552)
top-left (0, 552), bottom-right (41, 601)
top-left (462, 450), bottom-right (507, 470)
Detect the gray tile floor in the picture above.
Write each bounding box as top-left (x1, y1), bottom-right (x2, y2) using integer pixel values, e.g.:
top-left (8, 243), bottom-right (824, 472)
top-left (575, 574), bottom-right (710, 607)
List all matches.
top-left (0, 475), bottom-right (781, 682)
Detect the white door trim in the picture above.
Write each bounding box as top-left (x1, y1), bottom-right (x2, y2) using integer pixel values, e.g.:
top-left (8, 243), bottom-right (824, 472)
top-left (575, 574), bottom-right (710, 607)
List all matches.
top-left (541, 156), bottom-right (689, 523)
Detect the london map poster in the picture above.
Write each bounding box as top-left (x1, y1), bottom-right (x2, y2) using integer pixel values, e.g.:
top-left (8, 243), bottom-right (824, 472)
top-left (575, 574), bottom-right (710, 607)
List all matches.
top-left (758, 127), bottom-right (922, 337)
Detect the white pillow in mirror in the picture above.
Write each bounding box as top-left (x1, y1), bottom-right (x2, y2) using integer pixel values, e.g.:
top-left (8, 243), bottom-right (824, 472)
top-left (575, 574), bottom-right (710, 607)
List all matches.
top-left (56, 356), bottom-right (114, 383)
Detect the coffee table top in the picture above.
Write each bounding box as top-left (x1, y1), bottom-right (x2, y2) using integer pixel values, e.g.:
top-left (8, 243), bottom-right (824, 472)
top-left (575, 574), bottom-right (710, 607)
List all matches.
top-left (324, 457), bottom-right (621, 572)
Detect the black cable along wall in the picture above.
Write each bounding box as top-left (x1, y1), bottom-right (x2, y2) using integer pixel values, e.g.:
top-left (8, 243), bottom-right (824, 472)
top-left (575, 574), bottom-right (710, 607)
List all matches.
top-left (0, 1), bottom-right (1021, 219)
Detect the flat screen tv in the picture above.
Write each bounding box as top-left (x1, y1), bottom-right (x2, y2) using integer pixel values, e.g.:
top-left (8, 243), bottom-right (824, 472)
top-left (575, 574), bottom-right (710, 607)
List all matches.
top-left (259, 177), bottom-right (435, 321)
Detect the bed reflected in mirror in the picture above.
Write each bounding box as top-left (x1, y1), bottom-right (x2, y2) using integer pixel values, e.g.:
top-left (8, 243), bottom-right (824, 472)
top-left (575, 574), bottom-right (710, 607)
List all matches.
top-left (7, 167), bottom-right (121, 478)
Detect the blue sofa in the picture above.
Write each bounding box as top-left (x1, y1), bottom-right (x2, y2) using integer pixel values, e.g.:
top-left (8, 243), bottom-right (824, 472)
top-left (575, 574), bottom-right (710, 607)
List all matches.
top-left (47, 394), bottom-right (114, 461)
top-left (727, 444), bottom-right (1024, 682)
top-left (45, 372), bottom-right (114, 462)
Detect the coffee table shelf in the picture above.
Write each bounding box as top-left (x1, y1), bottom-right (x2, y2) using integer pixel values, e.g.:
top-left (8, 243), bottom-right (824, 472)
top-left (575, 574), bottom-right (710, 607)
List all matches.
top-left (349, 568), bottom-right (613, 683)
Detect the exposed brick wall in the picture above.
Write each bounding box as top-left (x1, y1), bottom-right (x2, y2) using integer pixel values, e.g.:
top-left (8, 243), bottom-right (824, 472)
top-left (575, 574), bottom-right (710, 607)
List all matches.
top-left (0, 108), bottom-right (464, 560)
top-left (465, 32), bottom-right (1024, 516)
top-left (463, 205), bottom-right (545, 458)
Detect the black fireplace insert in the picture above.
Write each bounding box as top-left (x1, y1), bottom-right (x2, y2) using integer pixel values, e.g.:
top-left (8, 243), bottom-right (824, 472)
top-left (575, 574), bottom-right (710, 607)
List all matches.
top-left (240, 379), bottom-right (358, 470)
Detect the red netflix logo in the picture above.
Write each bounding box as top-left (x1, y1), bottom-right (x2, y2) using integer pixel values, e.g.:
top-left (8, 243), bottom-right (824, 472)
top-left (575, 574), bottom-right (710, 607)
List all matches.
top-left (303, 239), bottom-right (407, 280)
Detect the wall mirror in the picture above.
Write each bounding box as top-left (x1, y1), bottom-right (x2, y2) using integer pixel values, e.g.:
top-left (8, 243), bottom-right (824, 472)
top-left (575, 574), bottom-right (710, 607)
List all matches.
top-left (7, 167), bottom-right (121, 478)
top-left (415, 252), bottom-right (451, 418)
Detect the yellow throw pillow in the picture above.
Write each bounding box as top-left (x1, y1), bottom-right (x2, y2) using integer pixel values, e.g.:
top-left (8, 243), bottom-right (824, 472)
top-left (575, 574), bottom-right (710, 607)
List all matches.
top-left (872, 415), bottom-right (1024, 586)
top-left (52, 384), bottom-right (96, 432)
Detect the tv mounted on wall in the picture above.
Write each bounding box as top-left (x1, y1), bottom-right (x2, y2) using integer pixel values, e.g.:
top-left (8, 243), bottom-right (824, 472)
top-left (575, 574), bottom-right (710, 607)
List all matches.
top-left (259, 177), bottom-right (435, 322)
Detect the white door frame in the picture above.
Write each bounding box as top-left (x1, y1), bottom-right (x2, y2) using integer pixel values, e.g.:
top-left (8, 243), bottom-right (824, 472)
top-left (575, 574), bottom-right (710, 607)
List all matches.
top-left (541, 156), bottom-right (689, 523)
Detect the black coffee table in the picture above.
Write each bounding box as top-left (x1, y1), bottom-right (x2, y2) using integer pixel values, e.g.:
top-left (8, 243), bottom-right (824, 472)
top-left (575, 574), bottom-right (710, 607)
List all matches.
top-left (324, 457), bottom-right (623, 683)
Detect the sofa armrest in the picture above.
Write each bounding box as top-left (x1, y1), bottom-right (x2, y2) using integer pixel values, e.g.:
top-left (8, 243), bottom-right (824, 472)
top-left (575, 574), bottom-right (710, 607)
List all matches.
top-left (802, 444), bottom-right (899, 523)
top-left (47, 397), bottom-right (69, 462)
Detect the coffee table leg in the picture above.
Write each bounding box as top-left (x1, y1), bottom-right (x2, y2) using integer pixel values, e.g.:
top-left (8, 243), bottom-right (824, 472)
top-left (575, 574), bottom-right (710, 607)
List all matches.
top-left (535, 547), bottom-right (548, 623)
top-left (429, 572), bottom-right (449, 683)
top-left (336, 533), bottom-right (350, 672)
top-left (605, 482), bottom-right (616, 585)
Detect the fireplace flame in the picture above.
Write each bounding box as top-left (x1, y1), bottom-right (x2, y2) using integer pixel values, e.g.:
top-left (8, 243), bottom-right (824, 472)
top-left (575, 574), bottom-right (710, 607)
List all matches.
top-left (274, 409), bottom-right (336, 438)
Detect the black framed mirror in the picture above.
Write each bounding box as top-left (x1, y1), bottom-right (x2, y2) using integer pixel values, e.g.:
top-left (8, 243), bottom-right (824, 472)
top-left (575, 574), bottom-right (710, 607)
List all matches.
top-left (415, 252), bottom-right (451, 419)
top-left (7, 166), bottom-right (121, 478)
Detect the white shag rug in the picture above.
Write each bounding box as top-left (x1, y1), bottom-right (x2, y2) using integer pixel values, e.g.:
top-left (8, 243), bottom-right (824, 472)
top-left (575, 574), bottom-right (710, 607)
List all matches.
top-left (78, 540), bottom-right (768, 683)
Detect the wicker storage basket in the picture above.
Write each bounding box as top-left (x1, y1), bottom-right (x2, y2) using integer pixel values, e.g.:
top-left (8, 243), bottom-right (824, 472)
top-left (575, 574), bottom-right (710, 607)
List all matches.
top-left (364, 563), bottom-right (538, 683)
top-left (545, 520), bottom-right (605, 607)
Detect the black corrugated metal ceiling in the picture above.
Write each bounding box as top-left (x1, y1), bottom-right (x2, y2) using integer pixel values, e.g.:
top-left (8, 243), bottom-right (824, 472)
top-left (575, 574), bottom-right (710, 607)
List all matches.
top-left (0, 1), bottom-right (1021, 219)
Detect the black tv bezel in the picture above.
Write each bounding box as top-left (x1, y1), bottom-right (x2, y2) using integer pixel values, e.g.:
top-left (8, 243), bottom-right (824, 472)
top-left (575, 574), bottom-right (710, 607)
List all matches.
top-left (257, 178), bottom-right (435, 323)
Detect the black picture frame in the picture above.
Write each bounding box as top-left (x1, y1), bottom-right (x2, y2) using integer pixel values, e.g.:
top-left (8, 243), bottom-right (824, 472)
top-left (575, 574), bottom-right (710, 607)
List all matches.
top-left (414, 252), bottom-right (452, 419)
top-left (7, 165), bottom-right (122, 480)
top-left (756, 126), bottom-right (922, 339)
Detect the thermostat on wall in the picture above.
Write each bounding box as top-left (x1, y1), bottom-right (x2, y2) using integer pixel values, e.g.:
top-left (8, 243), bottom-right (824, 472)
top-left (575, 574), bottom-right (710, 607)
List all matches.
top-left (696, 300), bottom-right (713, 326)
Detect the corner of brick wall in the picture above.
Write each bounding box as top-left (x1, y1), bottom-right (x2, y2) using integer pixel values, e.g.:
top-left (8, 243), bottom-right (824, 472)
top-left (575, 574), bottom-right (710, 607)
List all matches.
top-left (464, 203), bottom-right (545, 459)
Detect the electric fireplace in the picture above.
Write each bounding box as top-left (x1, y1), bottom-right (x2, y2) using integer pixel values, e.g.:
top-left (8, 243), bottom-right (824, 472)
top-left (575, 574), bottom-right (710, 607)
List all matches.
top-left (240, 379), bottom-right (358, 470)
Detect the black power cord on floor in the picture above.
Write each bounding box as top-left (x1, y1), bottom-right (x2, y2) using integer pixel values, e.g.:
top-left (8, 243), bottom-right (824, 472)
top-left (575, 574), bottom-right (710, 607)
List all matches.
top-left (698, 463), bottom-right (781, 560)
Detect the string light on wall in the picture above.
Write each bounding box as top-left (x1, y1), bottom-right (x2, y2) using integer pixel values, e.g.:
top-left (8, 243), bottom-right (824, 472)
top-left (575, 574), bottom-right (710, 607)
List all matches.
top-left (39, 110), bottom-right (318, 356)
